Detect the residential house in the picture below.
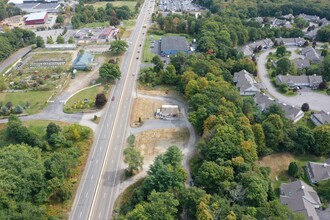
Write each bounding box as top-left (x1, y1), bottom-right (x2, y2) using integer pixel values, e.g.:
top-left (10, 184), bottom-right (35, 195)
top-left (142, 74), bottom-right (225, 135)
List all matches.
top-left (311, 111), bottom-right (330, 126)
top-left (319, 18), bottom-right (330, 26)
top-left (304, 28), bottom-right (319, 40)
top-left (301, 46), bottom-right (322, 63)
top-left (293, 58), bottom-right (311, 69)
top-left (238, 45), bottom-right (254, 57)
top-left (306, 159), bottom-right (330, 183)
top-left (269, 18), bottom-right (292, 28)
top-left (233, 70), bottom-right (259, 96)
top-left (274, 37), bottom-right (306, 47)
top-left (298, 14), bottom-right (320, 23)
top-left (248, 38), bottom-right (274, 50)
top-left (280, 180), bottom-right (321, 220)
top-left (72, 51), bottom-right (94, 70)
top-left (282, 14), bottom-right (295, 20)
top-left (277, 74), bottom-right (322, 89)
top-left (156, 105), bottom-right (180, 120)
top-left (254, 92), bottom-right (304, 123)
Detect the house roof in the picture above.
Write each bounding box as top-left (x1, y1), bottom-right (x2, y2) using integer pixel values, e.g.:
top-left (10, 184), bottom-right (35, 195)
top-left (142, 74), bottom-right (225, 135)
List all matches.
top-left (280, 180), bottom-right (321, 220)
top-left (277, 74), bottom-right (323, 86)
top-left (24, 11), bottom-right (47, 21)
top-left (254, 92), bottom-right (304, 122)
top-left (160, 105), bottom-right (179, 116)
top-left (160, 36), bottom-right (188, 52)
top-left (233, 70), bottom-right (259, 94)
top-left (298, 14), bottom-right (320, 22)
top-left (248, 38), bottom-right (273, 49)
top-left (307, 160), bottom-right (330, 182)
top-left (275, 37), bottom-right (306, 45)
top-left (73, 51), bottom-right (93, 67)
top-left (301, 46), bottom-right (322, 62)
top-left (293, 58), bottom-right (310, 69)
top-left (312, 111), bottom-right (330, 125)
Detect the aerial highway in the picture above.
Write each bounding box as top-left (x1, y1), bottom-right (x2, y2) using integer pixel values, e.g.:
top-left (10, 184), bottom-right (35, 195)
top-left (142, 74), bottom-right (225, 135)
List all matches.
top-left (70, 0), bottom-right (155, 219)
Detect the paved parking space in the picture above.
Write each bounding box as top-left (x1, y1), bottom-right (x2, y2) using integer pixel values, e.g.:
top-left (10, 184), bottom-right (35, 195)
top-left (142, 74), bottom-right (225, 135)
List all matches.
top-left (158, 0), bottom-right (204, 12)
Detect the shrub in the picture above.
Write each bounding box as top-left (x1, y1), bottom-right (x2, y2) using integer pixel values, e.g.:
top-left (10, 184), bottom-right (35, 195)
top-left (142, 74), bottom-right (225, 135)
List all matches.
top-left (95, 93), bottom-right (107, 109)
top-left (13, 105), bottom-right (24, 114)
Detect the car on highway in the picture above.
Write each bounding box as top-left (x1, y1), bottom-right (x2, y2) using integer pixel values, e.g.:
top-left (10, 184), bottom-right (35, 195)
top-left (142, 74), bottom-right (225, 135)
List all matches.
top-left (111, 96), bottom-right (115, 101)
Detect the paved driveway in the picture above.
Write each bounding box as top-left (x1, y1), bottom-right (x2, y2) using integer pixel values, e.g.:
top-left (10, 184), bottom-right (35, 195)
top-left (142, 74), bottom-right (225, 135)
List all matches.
top-left (257, 47), bottom-right (330, 112)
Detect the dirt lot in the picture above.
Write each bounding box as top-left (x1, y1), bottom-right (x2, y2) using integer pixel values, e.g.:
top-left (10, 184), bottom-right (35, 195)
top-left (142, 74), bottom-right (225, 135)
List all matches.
top-left (134, 128), bottom-right (189, 169)
top-left (130, 98), bottom-right (165, 124)
top-left (259, 152), bottom-right (295, 181)
top-left (138, 86), bottom-right (181, 97)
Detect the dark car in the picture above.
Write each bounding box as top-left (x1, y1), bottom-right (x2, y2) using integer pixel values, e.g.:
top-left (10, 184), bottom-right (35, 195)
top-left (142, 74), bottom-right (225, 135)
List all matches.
top-left (111, 96), bottom-right (115, 101)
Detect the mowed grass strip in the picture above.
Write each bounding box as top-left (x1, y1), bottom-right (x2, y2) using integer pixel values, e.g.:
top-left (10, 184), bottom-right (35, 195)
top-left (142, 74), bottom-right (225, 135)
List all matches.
top-left (0, 90), bottom-right (53, 114)
top-left (86, 1), bottom-right (137, 10)
top-left (64, 85), bottom-right (103, 113)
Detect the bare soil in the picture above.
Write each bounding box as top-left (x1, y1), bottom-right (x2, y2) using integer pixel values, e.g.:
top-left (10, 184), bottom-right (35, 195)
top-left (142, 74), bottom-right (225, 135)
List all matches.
top-left (138, 87), bottom-right (181, 97)
top-left (130, 98), bottom-right (164, 124)
top-left (134, 128), bottom-right (189, 169)
top-left (259, 152), bottom-right (295, 181)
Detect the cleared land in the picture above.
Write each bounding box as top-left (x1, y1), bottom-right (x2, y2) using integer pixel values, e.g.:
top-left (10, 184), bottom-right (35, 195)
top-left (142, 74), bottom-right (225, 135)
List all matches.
top-left (134, 128), bottom-right (189, 169)
top-left (130, 98), bottom-right (164, 124)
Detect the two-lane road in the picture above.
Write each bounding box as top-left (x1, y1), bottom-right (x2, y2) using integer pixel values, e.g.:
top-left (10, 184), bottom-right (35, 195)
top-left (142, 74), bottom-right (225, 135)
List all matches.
top-left (70, 1), bottom-right (155, 219)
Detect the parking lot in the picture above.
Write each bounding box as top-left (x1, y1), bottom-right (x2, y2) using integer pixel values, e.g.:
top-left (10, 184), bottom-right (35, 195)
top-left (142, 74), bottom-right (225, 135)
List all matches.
top-left (158, 0), bottom-right (204, 12)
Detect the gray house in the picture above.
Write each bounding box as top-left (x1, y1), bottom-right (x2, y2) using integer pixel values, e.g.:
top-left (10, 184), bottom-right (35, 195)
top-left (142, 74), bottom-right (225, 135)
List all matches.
top-left (293, 58), bottom-right (310, 69)
top-left (298, 14), bottom-right (320, 23)
top-left (254, 92), bottom-right (304, 123)
top-left (276, 74), bottom-right (323, 89)
top-left (233, 70), bottom-right (259, 96)
top-left (311, 111), bottom-right (330, 126)
top-left (301, 46), bottom-right (322, 64)
top-left (274, 37), bottom-right (306, 47)
top-left (280, 180), bottom-right (321, 220)
top-left (72, 51), bottom-right (94, 70)
top-left (160, 36), bottom-right (189, 56)
top-left (306, 159), bottom-right (330, 183)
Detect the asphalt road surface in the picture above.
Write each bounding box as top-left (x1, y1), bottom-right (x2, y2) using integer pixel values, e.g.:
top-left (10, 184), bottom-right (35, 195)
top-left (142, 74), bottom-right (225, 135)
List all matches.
top-left (257, 47), bottom-right (330, 112)
top-left (69, 1), bottom-right (155, 219)
top-left (0, 46), bottom-right (32, 74)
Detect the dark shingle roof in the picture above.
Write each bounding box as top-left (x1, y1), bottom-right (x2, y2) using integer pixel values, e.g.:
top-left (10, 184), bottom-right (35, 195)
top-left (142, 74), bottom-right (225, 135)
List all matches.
top-left (160, 36), bottom-right (188, 52)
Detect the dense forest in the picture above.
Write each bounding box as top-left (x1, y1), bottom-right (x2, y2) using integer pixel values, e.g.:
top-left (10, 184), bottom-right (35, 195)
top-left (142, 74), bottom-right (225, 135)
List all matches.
top-left (117, 0), bottom-right (330, 219)
top-left (0, 27), bottom-right (36, 62)
top-left (0, 116), bottom-right (92, 219)
top-left (0, 0), bottom-right (22, 21)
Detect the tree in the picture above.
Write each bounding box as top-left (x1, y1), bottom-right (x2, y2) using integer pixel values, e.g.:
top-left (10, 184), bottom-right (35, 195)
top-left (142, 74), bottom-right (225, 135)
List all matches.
top-left (99, 63), bottom-right (121, 82)
top-left (301, 103), bottom-right (309, 112)
top-left (262, 114), bottom-right (285, 150)
top-left (68, 36), bottom-right (75, 44)
top-left (56, 15), bottom-right (64, 24)
top-left (124, 146), bottom-right (144, 175)
top-left (276, 57), bottom-right (293, 75)
top-left (276, 45), bottom-right (287, 57)
top-left (314, 125), bottom-right (330, 155)
top-left (47, 36), bottom-right (54, 44)
top-left (252, 124), bottom-right (266, 155)
top-left (110, 40), bottom-right (127, 55)
top-left (317, 179), bottom-right (330, 201)
top-left (95, 93), bottom-right (107, 108)
top-left (151, 55), bottom-right (164, 72)
top-left (288, 161), bottom-right (299, 177)
top-left (46, 122), bottom-right (62, 139)
top-left (36, 36), bottom-right (45, 48)
top-left (56, 35), bottom-right (65, 44)
top-left (316, 25), bottom-right (330, 42)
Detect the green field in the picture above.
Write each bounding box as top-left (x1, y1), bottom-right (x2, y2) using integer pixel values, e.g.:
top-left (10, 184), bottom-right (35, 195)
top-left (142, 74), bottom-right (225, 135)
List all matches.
top-left (86, 1), bottom-right (137, 11)
top-left (83, 21), bottom-right (110, 28)
top-left (64, 85), bottom-right (104, 113)
top-left (0, 90), bottom-right (53, 114)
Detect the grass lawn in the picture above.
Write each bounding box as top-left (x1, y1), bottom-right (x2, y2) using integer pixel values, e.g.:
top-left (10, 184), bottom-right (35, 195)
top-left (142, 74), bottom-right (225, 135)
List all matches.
top-left (83, 21), bottom-right (109, 28)
top-left (0, 91), bottom-right (53, 114)
top-left (85, 1), bottom-right (137, 11)
top-left (259, 152), bottom-right (326, 193)
top-left (30, 52), bottom-right (72, 62)
top-left (123, 19), bottom-right (136, 29)
top-left (64, 85), bottom-right (104, 113)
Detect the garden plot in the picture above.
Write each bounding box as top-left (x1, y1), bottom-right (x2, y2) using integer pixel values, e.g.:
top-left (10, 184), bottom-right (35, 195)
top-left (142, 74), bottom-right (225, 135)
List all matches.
top-left (5, 52), bottom-right (72, 91)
